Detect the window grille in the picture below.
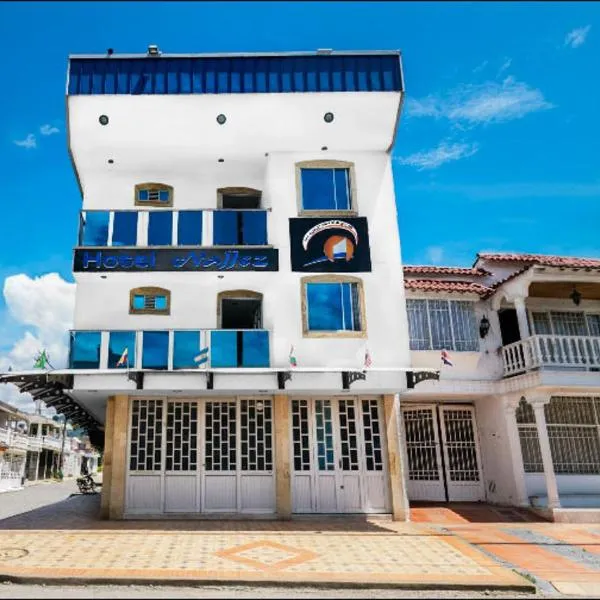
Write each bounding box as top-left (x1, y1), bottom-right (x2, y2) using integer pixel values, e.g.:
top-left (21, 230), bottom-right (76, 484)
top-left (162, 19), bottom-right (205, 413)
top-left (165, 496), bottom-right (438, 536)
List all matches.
top-left (130, 400), bottom-right (163, 471)
top-left (240, 399), bottom-right (273, 471)
top-left (291, 400), bottom-right (311, 471)
top-left (361, 399), bottom-right (383, 471)
top-left (402, 409), bottom-right (440, 481)
top-left (406, 299), bottom-right (478, 352)
top-left (531, 310), bottom-right (600, 337)
top-left (442, 409), bottom-right (480, 482)
top-left (314, 400), bottom-right (334, 471)
top-left (205, 401), bottom-right (236, 471)
top-left (166, 401), bottom-right (197, 471)
top-left (338, 400), bottom-right (359, 471)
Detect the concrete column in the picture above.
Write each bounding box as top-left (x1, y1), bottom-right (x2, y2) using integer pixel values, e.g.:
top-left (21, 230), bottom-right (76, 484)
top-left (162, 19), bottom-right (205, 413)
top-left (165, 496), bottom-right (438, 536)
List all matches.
top-left (532, 399), bottom-right (560, 509)
top-left (274, 394), bottom-right (292, 519)
top-left (504, 399), bottom-right (529, 507)
top-left (100, 396), bottom-right (116, 519)
top-left (108, 395), bottom-right (129, 520)
top-left (513, 297), bottom-right (530, 340)
top-left (383, 394), bottom-right (409, 521)
top-left (33, 452), bottom-right (40, 482)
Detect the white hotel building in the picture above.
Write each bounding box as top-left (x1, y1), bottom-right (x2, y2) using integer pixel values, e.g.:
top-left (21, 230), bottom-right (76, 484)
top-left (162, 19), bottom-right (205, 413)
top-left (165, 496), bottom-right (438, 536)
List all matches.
top-left (2, 48), bottom-right (599, 521)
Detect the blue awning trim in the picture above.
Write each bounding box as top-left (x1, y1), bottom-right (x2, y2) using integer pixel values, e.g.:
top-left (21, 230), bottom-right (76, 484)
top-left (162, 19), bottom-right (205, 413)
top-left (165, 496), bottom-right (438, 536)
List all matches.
top-left (67, 54), bottom-right (403, 96)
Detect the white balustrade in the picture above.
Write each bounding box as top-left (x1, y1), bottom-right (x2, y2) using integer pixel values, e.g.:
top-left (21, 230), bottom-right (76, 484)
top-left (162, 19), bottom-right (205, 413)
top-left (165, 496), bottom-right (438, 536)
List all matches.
top-left (503, 335), bottom-right (600, 376)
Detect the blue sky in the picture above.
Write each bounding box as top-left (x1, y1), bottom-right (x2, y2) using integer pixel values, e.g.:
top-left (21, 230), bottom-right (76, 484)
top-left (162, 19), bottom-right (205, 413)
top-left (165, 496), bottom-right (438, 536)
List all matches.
top-left (1, 1), bottom-right (599, 368)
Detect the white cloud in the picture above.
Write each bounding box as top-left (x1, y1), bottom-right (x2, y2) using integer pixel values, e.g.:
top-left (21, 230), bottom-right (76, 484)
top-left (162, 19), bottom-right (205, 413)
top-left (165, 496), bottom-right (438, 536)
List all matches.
top-left (396, 141), bottom-right (479, 171)
top-left (498, 58), bottom-right (512, 75)
top-left (0, 273), bottom-right (75, 413)
top-left (40, 124), bottom-right (60, 136)
top-left (13, 134), bottom-right (37, 149)
top-left (425, 246), bottom-right (445, 263)
top-left (565, 25), bottom-right (591, 48)
top-left (405, 77), bottom-right (554, 127)
top-left (472, 60), bottom-right (488, 74)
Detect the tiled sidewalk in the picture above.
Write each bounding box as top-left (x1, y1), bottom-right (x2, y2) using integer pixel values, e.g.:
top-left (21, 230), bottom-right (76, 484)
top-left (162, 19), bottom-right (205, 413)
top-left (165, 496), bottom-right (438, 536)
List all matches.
top-left (0, 526), bottom-right (529, 589)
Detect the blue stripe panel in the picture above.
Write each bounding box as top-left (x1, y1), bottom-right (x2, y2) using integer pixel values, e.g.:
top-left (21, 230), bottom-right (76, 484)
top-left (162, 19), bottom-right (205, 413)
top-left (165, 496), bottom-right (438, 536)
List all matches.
top-left (68, 54), bottom-right (402, 95)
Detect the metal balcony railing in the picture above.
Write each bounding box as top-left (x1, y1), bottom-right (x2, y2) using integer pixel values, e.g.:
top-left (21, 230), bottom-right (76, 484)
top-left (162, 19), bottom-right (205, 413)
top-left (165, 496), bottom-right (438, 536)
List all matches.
top-left (502, 334), bottom-right (600, 376)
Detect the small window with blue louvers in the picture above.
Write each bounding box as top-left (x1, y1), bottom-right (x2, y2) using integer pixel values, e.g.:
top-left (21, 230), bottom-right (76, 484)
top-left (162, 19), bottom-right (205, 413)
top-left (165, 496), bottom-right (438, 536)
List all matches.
top-left (129, 287), bottom-right (171, 315)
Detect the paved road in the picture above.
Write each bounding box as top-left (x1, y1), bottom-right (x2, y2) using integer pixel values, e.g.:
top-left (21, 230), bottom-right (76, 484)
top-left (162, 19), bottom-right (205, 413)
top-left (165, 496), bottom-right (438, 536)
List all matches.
top-left (0, 479), bottom-right (79, 521)
top-left (0, 583), bottom-right (553, 598)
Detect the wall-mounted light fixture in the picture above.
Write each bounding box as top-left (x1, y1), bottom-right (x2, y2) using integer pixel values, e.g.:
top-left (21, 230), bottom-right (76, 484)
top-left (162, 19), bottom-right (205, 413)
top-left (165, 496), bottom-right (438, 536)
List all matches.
top-left (147, 45), bottom-right (160, 57)
top-left (479, 315), bottom-right (490, 339)
top-left (570, 286), bottom-right (582, 306)
top-left (324, 112), bottom-right (334, 123)
top-left (99, 115), bottom-right (109, 126)
top-left (216, 114), bottom-right (227, 125)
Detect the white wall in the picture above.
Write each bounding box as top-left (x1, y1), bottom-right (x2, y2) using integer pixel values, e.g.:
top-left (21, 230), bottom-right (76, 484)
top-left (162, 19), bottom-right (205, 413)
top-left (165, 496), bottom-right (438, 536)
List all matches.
top-left (72, 149), bottom-right (411, 380)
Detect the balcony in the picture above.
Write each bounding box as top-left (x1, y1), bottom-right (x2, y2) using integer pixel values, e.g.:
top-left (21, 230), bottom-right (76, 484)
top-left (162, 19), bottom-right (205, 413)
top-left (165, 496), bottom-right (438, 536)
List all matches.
top-left (502, 334), bottom-right (600, 376)
top-left (28, 437), bottom-right (42, 452)
top-left (69, 329), bottom-right (271, 370)
top-left (42, 436), bottom-right (63, 451)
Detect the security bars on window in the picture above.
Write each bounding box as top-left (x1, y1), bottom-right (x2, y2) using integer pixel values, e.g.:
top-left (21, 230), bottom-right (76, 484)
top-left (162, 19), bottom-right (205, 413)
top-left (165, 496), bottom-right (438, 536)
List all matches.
top-left (362, 399), bottom-right (383, 471)
top-left (205, 401), bottom-right (236, 471)
top-left (442, 409), bottom-right (480, 482)
top-left (292, 400), bottom-right (311, 471)
top-left (130, 400), bottom-right (163, 471)
top-left (406, 299), bottom-right (479, 352)
top-left (240, 399), bottom-right (273, 471)
top-left (402, 409), bottom-right (440, 481)
top-left (516, 396), bottom-right (600, 474)
top-left (166, 401), bottom-right (197, 471)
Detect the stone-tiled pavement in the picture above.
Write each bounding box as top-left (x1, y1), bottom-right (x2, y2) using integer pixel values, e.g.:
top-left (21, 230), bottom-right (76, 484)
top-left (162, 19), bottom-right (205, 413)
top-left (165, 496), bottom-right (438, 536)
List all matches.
top-left (2, 493), bottom-right (600, 595)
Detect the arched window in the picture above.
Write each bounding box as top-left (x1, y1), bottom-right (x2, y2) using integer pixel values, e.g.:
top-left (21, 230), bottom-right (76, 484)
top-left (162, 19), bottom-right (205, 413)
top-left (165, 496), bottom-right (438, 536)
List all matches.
top-left (134, 183), bottom-right (174, 207)
top-left (295, 160), bottom-right (357, 215)
top-left (301, 275), bottom-right (366, 338)
top-left (129, 287), bottom-right (171, 315)
top-left (217, 290), bottom-right (263, 329)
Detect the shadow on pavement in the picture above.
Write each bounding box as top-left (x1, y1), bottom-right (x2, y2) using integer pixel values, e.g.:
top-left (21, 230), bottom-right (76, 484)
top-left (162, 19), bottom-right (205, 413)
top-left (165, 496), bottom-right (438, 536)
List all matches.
top-left (0, 494), bottom-right (411, 533)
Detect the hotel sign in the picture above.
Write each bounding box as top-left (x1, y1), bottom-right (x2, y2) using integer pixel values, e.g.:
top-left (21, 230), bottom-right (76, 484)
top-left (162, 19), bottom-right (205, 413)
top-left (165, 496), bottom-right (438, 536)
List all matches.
top-left (73, 248), bottom-right (279, 272)
top-left (289, 217), bottom-right (372, 272)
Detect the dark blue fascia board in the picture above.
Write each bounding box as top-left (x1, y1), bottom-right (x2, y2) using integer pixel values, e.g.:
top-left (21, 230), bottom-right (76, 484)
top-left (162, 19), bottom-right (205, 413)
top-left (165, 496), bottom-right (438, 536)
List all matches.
top-left (67, 52), bottom-right (403, 96)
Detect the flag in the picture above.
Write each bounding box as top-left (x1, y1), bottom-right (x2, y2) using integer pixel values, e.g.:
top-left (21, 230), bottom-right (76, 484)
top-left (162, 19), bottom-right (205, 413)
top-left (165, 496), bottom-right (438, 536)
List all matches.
top-left (33, 350), bottom-right (50, 370)
top-left (441, 350), bottom-right (453, 366)
top-left (194, 347), bottom-right (209, 367)
top-left (116, 348), bottom-right (129, 368)
top-left (364, 347), bottom-right (372, 369)
top-left (289, 345), bottom-right (297, 368)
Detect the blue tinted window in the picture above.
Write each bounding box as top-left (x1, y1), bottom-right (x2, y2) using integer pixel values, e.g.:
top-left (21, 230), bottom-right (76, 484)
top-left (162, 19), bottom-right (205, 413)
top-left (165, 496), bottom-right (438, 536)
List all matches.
top-left (138, 190), bottom-right (149, 201)
top-left (213, 211), bottom-right (238, 245)
top-left (148, 211), bottom-right (173, 246)
top-left (178, 211), bottom-right (203, 245)
top-left (210, 330), bottom-right (238, 367)
top-left (301, 168), bottom-right (350, 211)
top-left (159, 190), bottom-right (169, 202)
top-left (108, 331), bottom-right (136, 368)
top-left (82, 212), bottom-right (109, 246)
top-left (142, 331), bottom-right (169, 369)
top-left (133, 295), bottom-right (145, 310)
top-left (112, 212), bottom-right (138, 246)
top-left (306, 282), bottom-right (360, 331)
top-left (173, 331), bottom-right (201, 369)
top-left (242, 331), bottom-right (269, 367)
top-left (242, 211), bottom-right (267, 245)
top-left (154, 295), bottom-right (167, 310)
top-left (69, 331), bottom-right (101, 369)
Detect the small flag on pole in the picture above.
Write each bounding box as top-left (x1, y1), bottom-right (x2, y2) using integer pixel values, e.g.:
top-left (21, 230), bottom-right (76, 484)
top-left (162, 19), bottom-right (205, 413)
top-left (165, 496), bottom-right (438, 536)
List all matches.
top-left (194, 347), bottom-right (209, 367)
top-left (33, 349), bottom-right (51, 370)
top-left (116, 348), bottom-right (129, 368)
top-left (364, 347), bottom-right (372, 369)
top-left (441, 349), bottom-right (453, 367)
top-left (289, 345), bottom-right (297, 368)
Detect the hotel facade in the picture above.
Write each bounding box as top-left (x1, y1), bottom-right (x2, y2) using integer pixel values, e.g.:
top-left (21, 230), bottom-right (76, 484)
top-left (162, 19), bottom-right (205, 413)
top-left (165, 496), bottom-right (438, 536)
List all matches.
top-left (2, 49), bottom-right (599, 521)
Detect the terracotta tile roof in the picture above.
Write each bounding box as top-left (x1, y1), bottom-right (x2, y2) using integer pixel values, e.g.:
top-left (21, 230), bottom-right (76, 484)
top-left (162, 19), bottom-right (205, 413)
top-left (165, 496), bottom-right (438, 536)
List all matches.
top-left (404, 279), bottom-right (493, 297)
top-left (403, 265), bottom-right (490, 276)
top-left (476, 253), bottom-right (600, 269)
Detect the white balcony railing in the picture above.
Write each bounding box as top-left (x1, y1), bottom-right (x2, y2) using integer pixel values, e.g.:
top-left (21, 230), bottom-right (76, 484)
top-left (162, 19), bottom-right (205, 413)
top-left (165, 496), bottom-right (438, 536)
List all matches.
top-left (0, 427), bottom-right (9, 446)
top-left (42, 436), bottom-right (63, 451)
top-left (503, 334), bottom-right (600, 376)
top-left (28, 437), bottom-right (42, 452)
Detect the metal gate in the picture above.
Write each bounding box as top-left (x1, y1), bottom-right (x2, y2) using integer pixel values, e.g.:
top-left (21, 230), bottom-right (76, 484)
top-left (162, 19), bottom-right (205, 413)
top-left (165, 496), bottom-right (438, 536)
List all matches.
top-left (125, 398), bottom-right (275, 515)
top-left (291, 397), bottom-right (390, 514)
top-left (401, 404), bottom-right (484, 502)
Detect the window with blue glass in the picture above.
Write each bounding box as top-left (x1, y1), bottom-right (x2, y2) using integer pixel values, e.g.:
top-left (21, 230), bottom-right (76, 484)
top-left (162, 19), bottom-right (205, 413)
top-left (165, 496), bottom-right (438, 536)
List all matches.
top-left (148, 211), bottom-right (173, 246)
top-left (135, 183), bottom-right (173, 207)
top-left (69, 331), bottom-right (101, 369)
top-left (130, 287), bottom-right (170, 315)
top-left (112, 212), bottom-right (138, 246)
top-left (80, 211), bottom-right (109, 246)
top-left (142, 331), bottom-right (169, 369)
top-left (213, 211), bottom-right (267, 245)
top-left (305, 280), bottom-right (363, 334)
top-left (209, 330), bottom-right (269, 368)
top-left (173, 331), bottom-right (201, 369)
top-left (177, 211), bottom-right (203, 245)
top-left (299, 163), bottom-right (354, 212)
top-left (108, 331), bottom-right (136, 369)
